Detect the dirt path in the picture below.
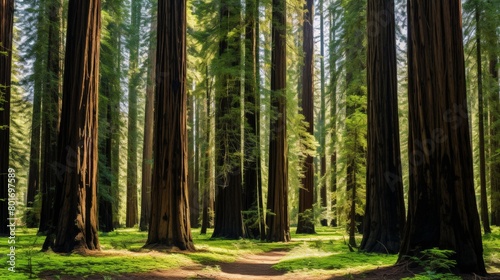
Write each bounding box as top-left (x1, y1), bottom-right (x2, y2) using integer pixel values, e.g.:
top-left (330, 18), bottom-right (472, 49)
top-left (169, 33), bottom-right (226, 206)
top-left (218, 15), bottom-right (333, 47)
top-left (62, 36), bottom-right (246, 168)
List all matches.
top-left (116, 250), bottom-right (329, 280)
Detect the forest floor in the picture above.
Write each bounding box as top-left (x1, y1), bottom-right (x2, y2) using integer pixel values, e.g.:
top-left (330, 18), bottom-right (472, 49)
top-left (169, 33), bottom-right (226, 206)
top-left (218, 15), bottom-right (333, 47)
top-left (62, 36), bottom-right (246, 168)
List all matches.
top-left (2, 227), bottom-right (500, 279)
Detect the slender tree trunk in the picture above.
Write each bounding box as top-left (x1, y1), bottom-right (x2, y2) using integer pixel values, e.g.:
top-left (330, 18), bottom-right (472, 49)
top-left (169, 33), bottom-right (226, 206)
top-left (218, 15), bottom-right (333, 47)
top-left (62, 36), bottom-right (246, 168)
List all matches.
top-left (398, 0), bottom-right (486, 274)
top-left (145, 0), bottom-right (194, 251)
top-left (39, 0), bottom-right (62, 233)
top-left (360, 0), bottom-right (405, 254)
top-left (329, 5), bottom-right (338, 227)
top-left (126, 0), bottom-right (140, 228)
top-left (297, 0), bottom-right (316, 235)
top-left (201, 71), bottom-right (213, 235)
top-left (140, 13), bottom-right (156, 232)
top-left (189, 94), bottom-right (200, 228)
top-left (0, 0), bottom-right (14, 236)
top-left (475, 4), bottom-right (491, 234)
top-left (266, 0), bottom-right (290, 243)
top-left (243, 0), bottom-right (263, 239)
top-left (319, 0), bottom-right (327, 213)
top-left (490, 54), bottom-right (500, 226)
top-left (26, 78), bottom-right (41, 228)
top-left (45, 0), bottom-right (101, 252)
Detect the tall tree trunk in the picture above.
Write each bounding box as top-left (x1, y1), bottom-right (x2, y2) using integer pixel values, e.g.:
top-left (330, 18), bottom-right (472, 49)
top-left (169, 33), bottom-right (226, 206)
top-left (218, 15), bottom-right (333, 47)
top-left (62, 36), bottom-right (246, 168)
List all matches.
top-left (490, 54), bottom-right (500, 226)
top-left (329, 5), bottom-right (338, 227)
top-left (189, 94), bottom-right (200, 228)
top-left (26, 76), bottom-right (41, 228)
top-left (243, 0), bottom-right (263, 239)
top-left (45, 0), bottom-right (101, 252)
top-left (266, 0), bottom-right (290, 243)
top-left (145, 0), bottom-right (194, 250)
top-left (297, 0), bottom-right (316, 235)
top-left (212, 0), bottom-right (245, 239)
top-left (201, 70), bottom-right (213, 235)
top-left (360, 0), bottom-right (405, 254)
top-left (0, 0), bottom-right (14, 236)
top-left (126, 0), bottom-right (140, 228)
top-left (39, 0), bottom-right (62, 233)
top-left (475, 4), bottom-right (491, 234)
top-left (140, 12), bottom-right (156, 232)
top-left (319, 0), bottom-right (327, 213)
top-left (398, 0), bottom-right (486, 274)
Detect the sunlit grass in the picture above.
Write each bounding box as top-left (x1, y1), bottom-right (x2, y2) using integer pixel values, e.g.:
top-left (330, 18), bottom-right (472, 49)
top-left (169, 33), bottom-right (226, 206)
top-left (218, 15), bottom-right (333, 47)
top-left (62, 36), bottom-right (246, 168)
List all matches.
top-left (0, 225), bottom-right (498, 279)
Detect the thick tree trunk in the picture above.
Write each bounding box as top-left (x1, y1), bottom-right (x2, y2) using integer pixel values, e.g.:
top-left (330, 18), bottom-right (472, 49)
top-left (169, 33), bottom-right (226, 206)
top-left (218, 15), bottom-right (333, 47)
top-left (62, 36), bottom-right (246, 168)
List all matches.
top-left (140, 14), bottom-right (156, 232)
top-left (46, 0), bottom-right (101, 252)
top-left (266, 0), bottom-right (290, 243)
top-left (398, 0), bottom-right (486, 274)
top-left (360, 0), bottom-right (405, 254)
top-left (39, 0), bottom-right (62, 233)
top-left (297, 0), bottom-right (316, 235)
top-left (0, 0), bottom-right (14, 236)
top-left (212, 0), bottom-right (245, 239)
top-left (145, 0), bottom-right (194, 251)
top-left (126, 0), bottom-right (140, 228)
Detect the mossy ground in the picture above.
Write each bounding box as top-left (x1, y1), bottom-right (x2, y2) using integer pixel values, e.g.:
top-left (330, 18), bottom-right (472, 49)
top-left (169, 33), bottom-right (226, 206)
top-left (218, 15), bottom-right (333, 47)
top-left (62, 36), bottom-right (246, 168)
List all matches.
top-left (0, 226), bottom-right (498, 279)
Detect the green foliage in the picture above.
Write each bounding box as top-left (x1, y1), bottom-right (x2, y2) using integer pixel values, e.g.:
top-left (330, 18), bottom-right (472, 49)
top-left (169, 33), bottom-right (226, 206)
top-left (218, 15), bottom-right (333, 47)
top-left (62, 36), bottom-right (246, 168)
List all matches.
top-left (402, 248), bottom-right (459, 280)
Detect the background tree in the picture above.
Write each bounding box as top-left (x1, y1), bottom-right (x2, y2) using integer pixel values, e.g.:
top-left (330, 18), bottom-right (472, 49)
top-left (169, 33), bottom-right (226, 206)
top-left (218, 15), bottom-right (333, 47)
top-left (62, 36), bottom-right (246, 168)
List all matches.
top-left (46, 0), bottom-right (101, 252)
top-left (126, 0), bottom-right (141, 228)
top-left (297, 0), bottom-right (316, 235)
top-left (398, 0), bottom-right (486, 274)
top-left (140, 2), bottom-right (156, 231)
top-left (39, 0), bottom-right (62, 234)
top-left (212, 0), bottom-right (245, 239)
top-left (145, 0), bottom-right (194, 251)
top-left (243, 0), bottom-right (264, 240)
top-left (0, 0), bottom-right (14, 236)
top-left (360, 0), bottom-right (405, 254)
top-left (266, 0), bottom-right (290, 243)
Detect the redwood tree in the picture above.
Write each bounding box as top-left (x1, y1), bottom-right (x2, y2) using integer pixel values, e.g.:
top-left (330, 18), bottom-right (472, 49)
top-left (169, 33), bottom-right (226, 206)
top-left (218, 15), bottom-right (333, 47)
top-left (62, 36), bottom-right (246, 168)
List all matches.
top-left (266, 0), bottom-right (290, 243)
top-left (0, 0), bottom-right (14, 236)
top-left (46, 0), bottom-right (101, 252)
top-left (297, 0), bottom-right (316, 235)
top-left (360, 0), bottom-right (405, 254)
top-left (145, 0), bottom-right (194, 250)
top-left (398, 0), bottom-right (486, 274)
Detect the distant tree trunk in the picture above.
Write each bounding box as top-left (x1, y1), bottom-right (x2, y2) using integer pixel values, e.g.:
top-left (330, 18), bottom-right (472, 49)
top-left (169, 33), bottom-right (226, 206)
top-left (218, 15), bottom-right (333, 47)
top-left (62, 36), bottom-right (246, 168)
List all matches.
top-left (39, 0), bottom-right (62, 233)
top-left (140, 12), bottom-right (156, 232)
top-left (98, 100), bottom-right (114, 232)
top-left (475, 4), bottom-right (491, 234)
top-left (189, 94), bottom-right (200, 228)
top-left (243, 0), bottom-right (263, 239)
top-left (145, 0), bottom-right (194, 251)
top-left (266, 0), bottom-right (290, 243)
top-left (0, 0), bottom-right (14, 236)
top-left (126, 0), bottom-right (140, 228)
top-left (201, 71), bottom-right (214, 235)
top-left (212, 0), bottom-right (245, 239)
top-left (329, 6), bottom-right (338, 227)
top-left (319, 0), bottom-right (327, 213)
top-left (490, 54), bottom-right (500, 226)
top-left (26, 86), bottom-right (41, 210)
top-left (398, 0), bottom-right (486, 274)
top-left (297, 0), bottom-right (316, 235)
top-left (45, 0), bottom-right (101, 252)
top-left (360, 0), bottom-right (405, 254)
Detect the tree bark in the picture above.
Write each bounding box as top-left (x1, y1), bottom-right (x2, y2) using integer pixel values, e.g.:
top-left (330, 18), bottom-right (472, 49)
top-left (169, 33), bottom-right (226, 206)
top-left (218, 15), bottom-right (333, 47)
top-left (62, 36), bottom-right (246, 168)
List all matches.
top-left (212, 0), bottom-right (245, 239)
top-left (398, 0), bottom-right (486, 274)
top-left (145, 0), bottom-right (194, 251)
top-left (297, 0), bottom-right (316, 235)
top-left (475, 4), bottom-right (491, 234)
top-left (140, 12), bottom-right (156, 232)
top-left (266, 0), bottom-right (290, 243)
top-left (0, 0), bottom-right (14, 236)
top-left (329, 4), bottom-right (339, 227)
top-left (126, 0), bottom-right (140, 228)
top-left (360, 0), bottom-right (405, 254)
top-left (201, 71), bottom-right (214, 235)
top-left (189, 94), bottom-right (200, 228)
top-left (46, 0), bottom-right (101, 252)
top-left (490, 54), bottom-right (500, 226)
top-left (39, 0), bottom-right (62, 233)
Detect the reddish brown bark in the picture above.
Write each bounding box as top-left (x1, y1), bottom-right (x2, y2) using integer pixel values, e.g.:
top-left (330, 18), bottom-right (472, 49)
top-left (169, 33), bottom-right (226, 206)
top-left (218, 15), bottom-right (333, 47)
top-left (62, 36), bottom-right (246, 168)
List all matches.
top-left (145, 0), bottom-right (194, 250)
